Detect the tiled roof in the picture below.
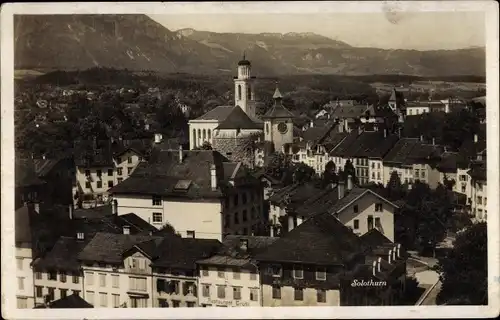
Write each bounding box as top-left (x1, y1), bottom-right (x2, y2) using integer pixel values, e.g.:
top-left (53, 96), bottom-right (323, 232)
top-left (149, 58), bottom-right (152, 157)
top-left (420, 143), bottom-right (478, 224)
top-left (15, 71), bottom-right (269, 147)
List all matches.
top-left (216, 106), bottom-right (261, 130)
top-left (331, 104), bottom-right (370, 119)
top-left (262, 99), bottom-right (294, 119)
top-left (268, 183), bottom-right (323, 209)
top-left (360, 229), bottom-right (393, 248)
top-left (326, 187), bottom-right (399, 215)
top-left (78, 232), bottom-right (161, 264)
top-left (383, 138), bottom-right (419, 165)
top-left (255, 213), bottom-right (366, 265)
top-left (329, 131), bottom-right (361, 157)
top-left (405, 143), bottom-right (443, 165)
top-left (294, 187), bottom-right (340, 218)
top-left (73, 205), bottom-right (112, 220)
top-left (197, 235), bottom-right (278, 268)
top-left (73, 139), bottom-right (114, 167)
top-left (112, 139), bottom-right (152, 158)
top-left (35, 294), bottom-right (94, 308)
top-left (33, 236), bottom-right (89, 272)
top-left (468, 161), bottom-right (486, 181)
top-left (437, 152), bottom-right (460, 173)
top-left (33, 158), bottom-right (61, 178)
top-left (193, 105), bottom-right (234, 121)
top-left (151, 237), bottom-right (221, 269)
top-left (15, 159), bottom-right (46, 188)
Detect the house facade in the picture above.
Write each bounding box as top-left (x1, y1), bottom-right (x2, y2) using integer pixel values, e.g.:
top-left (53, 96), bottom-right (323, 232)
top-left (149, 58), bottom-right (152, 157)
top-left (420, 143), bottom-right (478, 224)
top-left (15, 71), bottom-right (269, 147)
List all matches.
top-left (16, 205), bottom-right (36, 309)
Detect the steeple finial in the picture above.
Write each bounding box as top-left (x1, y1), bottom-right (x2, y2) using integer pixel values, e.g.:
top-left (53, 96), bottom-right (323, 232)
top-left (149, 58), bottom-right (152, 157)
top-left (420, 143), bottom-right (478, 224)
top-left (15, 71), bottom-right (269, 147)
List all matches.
top-left (243, 51), bottom-right (246, 60)
top-left (273, 82), bottom-right (283, 100)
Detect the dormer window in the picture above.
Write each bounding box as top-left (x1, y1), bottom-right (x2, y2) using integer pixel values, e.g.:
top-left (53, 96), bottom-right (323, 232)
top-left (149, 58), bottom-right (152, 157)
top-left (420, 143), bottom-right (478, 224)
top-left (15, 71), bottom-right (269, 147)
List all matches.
top-left (293, 265), bottom-right (303, 279)
top-left (268, 265), bottom-right (282, 277)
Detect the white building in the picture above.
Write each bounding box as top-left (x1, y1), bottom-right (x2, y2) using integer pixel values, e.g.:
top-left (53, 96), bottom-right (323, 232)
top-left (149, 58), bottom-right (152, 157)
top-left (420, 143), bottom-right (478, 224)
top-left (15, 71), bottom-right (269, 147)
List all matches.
top-left (196, 236), bottom-right (277, 307)
top-left (109, 149), bottom-right (265, 241)
top-left (15, 205), bottom-right (36, 309)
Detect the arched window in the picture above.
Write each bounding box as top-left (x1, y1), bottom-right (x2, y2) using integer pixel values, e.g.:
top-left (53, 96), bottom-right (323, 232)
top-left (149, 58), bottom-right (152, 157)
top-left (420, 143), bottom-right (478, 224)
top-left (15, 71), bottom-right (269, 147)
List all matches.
top-left (266, 123), bottom-right (269, 134)
top-left (192, 129), bottom-right (197, 147)
top-left (208, 129), bottom-right (211, 140)
top-left (198, 129), bottom-right (201, 144)
top-left (247, 86), bottom-right (252, 100)
top-left (203, 129), bottom-right (206, 141)
top-left (237, 85), bottom-right (242, 100)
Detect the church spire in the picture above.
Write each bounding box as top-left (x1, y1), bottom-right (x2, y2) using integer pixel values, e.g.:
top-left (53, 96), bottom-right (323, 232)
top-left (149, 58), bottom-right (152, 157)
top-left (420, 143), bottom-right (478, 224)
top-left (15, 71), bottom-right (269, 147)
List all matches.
top-left (273, 82), bottom-right (283, 101)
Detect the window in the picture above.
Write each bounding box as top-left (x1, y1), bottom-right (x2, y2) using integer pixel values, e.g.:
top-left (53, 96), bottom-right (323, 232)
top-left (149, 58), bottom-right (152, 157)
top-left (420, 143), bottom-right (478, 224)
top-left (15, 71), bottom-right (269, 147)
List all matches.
top-left (234, 212), bottom-right (239, 225)
top-left (130, 297), bottom-right (147, 308)
top-left (250, 288), bottom-right (259, 301)
top-left (86, 272), bottom-right (94, 285)
top-left (272, 285), bottom-right (281, 299)
top-left (60, 271), bottom-right (66, 283)
top-left (129, 277), bottom-right (147, 291)
top-left (186, 230), bottom-right (195, 238)
top-left (99, 273), bottom-right (106, 287)
top-left (86, 291), bottom-right (94, 304)
top-left (17, 298), bottom-right (28, 309)
top-left (217, 285), bottom-right (226, 299)
top-left (127, 167), bottom-right (133, 175)
top-left (375, 217), bottom-right (381, 228)
top-left (17, 277), bottom-right (24, 290)
top-left (35, 286), bottom-right (43, 298)
top-left (233, 268), bottom-right (241, 279)
top-left (73, 290), bottom-right (80, 297)
top-left (108, 181), bottom-right (114, 188)
top-left (48, 271), bottom-right (57, 281)
top-left (127, 156), bottom-right (133, 164)
top-left (242, 210), bottom-right (248, 222)
top-left (72, 274), bottom-right (79, 284)
top-left (47, 287), bottom-right (55, 301)
top-left (293, 266), bottom-right (303, 279)
top-left (85, 170), bottom-right (90, 177)
top-left (353, 205), bottom-right (359, 213)
top-left (117, 168), bottom-right (123, 176)
top-left (85, 181), bottom-right (91, 189)
top-left (375, 203), bottom-right (383, 212)
top-left (217, 268), bottom-right (225, 278)
top-left (202, 284), bottom-right (210, 297)
top-left (268, 265), bottom-right (282, 277)
top-left (187, 301), bottom-right (196, 308)
top-left (16, 258), bottom-right (23, 270)
top-left (367, 215), bottom-right (374, 231)
top-left (233, 287), bottom-right (242, 300)
top-left (152, 196), bottom-right (162, 206)
top-left (317, 289), bottom-right (326, 303)
top-left (108, 169), bottom-right (113, 176)
top-left (96, 180), bottom-right (102, 188)
top-left (294, 288), bottom-right (304, 301)
top-left (353, 219), bottom-right (359, 230)
top-left (108, 274), bottom-right (118, 289)
top-left (477, 196), bottom-right (483, 205)
top-left (250, 272), bottom-right (257, 281)
top-left (234, 194), bottom-right (239, 206)
top-left (96, 170), bottom-right (102, 177)
top-left (99, 292), bottom-right (107, 307)
top-left (421, 170), bottom-right (426, 178)
top-left (172, 300), bottom-right (180, 308)
top-left (35, 272), bottom-right (42, 280)
top-left (201, 266), bottom-right (209, 277)
top-left (152, 212), bottom-right (163, 224)
top-left (316, 267), bottom-right (327, 280)
top-left (461, 184), bottom-right (466, 193)
top-left (112, 294), bottom-right (120, 308)
top-left (60, 289), bottom-right (68, 299)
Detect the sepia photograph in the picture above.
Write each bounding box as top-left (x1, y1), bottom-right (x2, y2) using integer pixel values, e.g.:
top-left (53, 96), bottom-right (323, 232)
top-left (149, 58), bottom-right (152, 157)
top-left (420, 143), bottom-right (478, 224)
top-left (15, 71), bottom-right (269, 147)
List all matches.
top-left (1, 1), bottom-right (499, 319)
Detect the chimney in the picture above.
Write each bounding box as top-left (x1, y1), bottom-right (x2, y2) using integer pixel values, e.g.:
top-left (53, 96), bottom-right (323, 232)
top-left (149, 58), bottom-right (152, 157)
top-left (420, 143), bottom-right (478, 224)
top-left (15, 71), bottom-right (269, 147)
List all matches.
top-left (388, 249), bottom-right (392, 264)
top-left (420, 135), bottom-right (424, 142)
top-left (33, 202), bottom-right (40, 214)
top-left (310, 120), bottom-right (314, 128)
top-left (383, 129), bottom-right (387, 138)
top-left (68, 204), bottom-right (74, 220)
top-left (42, 154), bottom-right (46, 160)
top-left (347, 175), bottom-right (353, 191)
top-left (432, 138), bottom-right (436, 146)
top-left (154, 133), bottom-right (162, 144)
top-left (178, 145), bottom-right (183, 163)
top-left (123, 225), bottom-right (130, 235)
top-left (444, 146), bottom-right (448, 153)
top-left (210, 164), bottom-right (217, 191)
top-left (392, 246), bottom-right (397, 261)
top-left (240, 239), bottom-right (249, 252)
top-left (474, 134), bottom-right (478, 143)
top-left (372, 260), bottom-right (377, 276)
top-left (358, 126), bottom-right (363, 135)
top-left (377, 257), bottom-right (382, 272)
top-left (112, 199), bottom-right (118, 215)
top-left (338, 181), bottom-right (345, 200)
top-left (396, 243), bottom-right (401, 258)
top-left (76, 232), bottom-right (85, 240)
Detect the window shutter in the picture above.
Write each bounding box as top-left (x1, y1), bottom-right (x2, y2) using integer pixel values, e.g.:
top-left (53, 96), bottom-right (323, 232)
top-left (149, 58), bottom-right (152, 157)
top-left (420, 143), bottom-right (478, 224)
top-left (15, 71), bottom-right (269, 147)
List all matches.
top-left (183, 282), bottom-right (188, 296)
top-left (156, 279), bottom-right (164, 292)
top-left (193, 284), bottom-right (198, 297)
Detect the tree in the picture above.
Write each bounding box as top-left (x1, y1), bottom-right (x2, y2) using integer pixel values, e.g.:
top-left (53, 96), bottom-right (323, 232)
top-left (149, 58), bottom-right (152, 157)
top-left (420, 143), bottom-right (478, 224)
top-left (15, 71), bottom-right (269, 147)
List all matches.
top-left (194, 141), bottom-right (212, 150)
top-left (386, 171), bottom-right (405, 201)
top-left (322, 160), bottom-right (338, 187)
top-left (156, 223), bottom-right (177, 236)
top-left (436, 222), bottom-right (487, 305)
top-left (292, 163), bottom-right (317, 185)
top-left (265, 152), bottom-right (292, 183)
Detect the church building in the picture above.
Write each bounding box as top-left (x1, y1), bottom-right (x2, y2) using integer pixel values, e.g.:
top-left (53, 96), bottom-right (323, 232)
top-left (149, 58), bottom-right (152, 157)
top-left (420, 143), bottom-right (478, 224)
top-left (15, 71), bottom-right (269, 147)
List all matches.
top-left (188, 56), bottom-right (294, 167)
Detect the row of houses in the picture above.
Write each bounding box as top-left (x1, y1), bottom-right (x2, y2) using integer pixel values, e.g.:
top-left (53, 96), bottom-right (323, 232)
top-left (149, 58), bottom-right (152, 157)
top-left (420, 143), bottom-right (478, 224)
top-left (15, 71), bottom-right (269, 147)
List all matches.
top-left (21, 205), bottom-right (408, 308)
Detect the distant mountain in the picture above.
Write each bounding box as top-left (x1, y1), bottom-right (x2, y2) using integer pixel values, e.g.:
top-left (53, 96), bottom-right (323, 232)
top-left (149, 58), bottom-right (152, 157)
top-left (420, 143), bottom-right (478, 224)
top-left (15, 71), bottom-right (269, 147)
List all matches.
top-left (15, 14), bottom-right (486, 77)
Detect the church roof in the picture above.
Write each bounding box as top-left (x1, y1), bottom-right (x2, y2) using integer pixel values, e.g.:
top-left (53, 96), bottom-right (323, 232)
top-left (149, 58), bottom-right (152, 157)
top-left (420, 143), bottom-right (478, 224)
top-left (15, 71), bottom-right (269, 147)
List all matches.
top-left (193, 106), bottom-right (234, 121)
top-left (216, 106), bottom-right (261, 130)
top-left (273, 87), bottom-right (283, 99)
top-left (262, 93), bottom-right (294, 120)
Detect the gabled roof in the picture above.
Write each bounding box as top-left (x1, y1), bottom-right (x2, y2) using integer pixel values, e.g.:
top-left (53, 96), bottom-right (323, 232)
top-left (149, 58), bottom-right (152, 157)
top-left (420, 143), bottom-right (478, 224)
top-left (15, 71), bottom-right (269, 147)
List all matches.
top-left (73, 139), bottom-right (114, 167)
top-left (360, 229), bottom-right (393, 247)
top-left (268, 182), bottom-right (323, 209)
top-left (151, 237), bottom-right (221, 269)
top-left (112, 139), bottom-right (151, 158)
top-left (329, 130), bottom-right (361, 157)
top-left (193, 105), bottom-right (234, 121)
top-left (327, 187), bottom-right (400, 215)
top-left (33, 158), bottom-right (62, 178)
top-left (216, 106), bottom-right (261, 130)
top-left (15, 158), bottom-right (46, 188)
top-left (383, 138), bottom-right (419, 165)
top-left (35, 294), bottom-right (93, 309)
top-left (331, 104), bottom-right (370, 119)
top-left (33, 236), bottom-right (90, 272)
top-left (78, 232), bottom-right (161, 264)
top-left (255, 213), bottom-right (366, 265)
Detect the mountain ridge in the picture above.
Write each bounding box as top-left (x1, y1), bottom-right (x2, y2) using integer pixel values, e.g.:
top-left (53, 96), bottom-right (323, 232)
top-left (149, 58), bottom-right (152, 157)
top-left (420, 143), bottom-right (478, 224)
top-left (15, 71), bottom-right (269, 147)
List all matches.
top-left (14, 14), bottom-right (486, 77)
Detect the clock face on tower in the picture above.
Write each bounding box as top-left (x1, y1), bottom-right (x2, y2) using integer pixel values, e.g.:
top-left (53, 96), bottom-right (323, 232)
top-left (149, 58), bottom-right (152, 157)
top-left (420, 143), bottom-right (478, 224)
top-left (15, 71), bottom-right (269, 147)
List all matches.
top-left (277, 122), bottom-right (288, 134)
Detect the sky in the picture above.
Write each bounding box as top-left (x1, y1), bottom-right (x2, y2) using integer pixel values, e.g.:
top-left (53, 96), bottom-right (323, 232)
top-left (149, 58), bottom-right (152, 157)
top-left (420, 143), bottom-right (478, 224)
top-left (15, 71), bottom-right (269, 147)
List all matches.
top-left (150, 11), bottom-right (485, 50)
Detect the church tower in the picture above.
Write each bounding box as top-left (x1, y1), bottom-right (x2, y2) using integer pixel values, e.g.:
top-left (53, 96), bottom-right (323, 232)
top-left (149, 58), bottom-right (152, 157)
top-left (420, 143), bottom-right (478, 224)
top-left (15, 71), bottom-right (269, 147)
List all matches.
top-left (234, 53), bottom-right (256, 118)
top-left (262, 85), bottom-right (294, 152)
